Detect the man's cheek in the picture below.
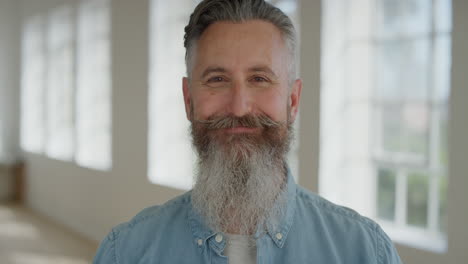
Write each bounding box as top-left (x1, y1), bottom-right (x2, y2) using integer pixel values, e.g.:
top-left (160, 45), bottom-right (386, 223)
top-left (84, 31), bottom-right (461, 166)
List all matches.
top-left (193, 96), bottom-right (225, 120)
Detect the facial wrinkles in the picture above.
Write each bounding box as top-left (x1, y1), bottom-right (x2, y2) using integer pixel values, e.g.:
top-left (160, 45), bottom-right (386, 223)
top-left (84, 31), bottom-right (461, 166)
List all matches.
top-left (188, 41), bottom-right (293, 85)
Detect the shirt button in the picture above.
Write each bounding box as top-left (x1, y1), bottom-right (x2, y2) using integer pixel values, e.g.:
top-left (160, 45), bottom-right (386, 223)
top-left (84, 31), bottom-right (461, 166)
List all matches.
top-left (215, 234), bottom-right (223, 243)
top-left (276, 233), bottom-right (283, 240)
top-left (197, 239), bottom-right (203, 246)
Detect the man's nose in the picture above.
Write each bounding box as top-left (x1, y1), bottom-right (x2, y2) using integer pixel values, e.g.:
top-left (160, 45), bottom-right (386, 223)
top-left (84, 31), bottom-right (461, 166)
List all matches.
top-left (228, 81), bottom-right (252, 117)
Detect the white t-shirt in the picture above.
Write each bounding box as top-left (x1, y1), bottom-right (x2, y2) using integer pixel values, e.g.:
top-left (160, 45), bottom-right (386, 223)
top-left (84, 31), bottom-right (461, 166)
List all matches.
top-left (223, 234), bottom-right (257, 264)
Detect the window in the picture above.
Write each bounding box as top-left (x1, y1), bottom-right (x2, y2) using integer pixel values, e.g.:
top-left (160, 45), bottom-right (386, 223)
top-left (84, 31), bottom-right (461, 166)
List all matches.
top-left (46, 6), bottom-right (75, 160)
top-left (148, 0), bottom-right (198, 190)
top-left (148, 0), bottom-right (300, 190)
top-left (21, 16), bottom-right (46, 153)
top-left (320, 0), bottom-right (451, 252)
top-left (20, 0), bottom-right (112, 171)
top-left (76, 0), bottom-right (112, 170)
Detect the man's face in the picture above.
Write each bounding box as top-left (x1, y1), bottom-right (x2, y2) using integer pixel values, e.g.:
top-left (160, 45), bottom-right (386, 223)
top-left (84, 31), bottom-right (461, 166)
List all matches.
top-left (183, 20), bottom-right (301, 133)
top-left (186, 20), bottom-right (301, 234)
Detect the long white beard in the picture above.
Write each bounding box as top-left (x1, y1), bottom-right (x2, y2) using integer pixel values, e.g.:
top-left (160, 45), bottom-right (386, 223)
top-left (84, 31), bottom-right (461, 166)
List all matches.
top-left (191, 135), bottom-right (288, 235)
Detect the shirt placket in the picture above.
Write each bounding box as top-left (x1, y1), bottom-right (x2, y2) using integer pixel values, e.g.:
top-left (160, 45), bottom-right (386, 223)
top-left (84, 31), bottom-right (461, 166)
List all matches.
top-left (208, 233), bottom-right (228, 264)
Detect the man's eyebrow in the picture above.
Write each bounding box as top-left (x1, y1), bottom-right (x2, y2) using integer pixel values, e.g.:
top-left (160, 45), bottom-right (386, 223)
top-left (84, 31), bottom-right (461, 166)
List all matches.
top-left (200, 67), bottom-right (228, 78)
top-left (248, 66), bottom-right (278, 78)
top-left (200, 66), bottom-right (278, 79)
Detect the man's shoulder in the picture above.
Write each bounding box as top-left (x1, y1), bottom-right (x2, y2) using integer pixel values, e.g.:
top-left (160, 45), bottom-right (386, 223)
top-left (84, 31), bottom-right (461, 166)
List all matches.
top-left (93, 192), bottom-right (198, 263)
top-left (113, 191), bottom-right (191, 235)
top-left (294, 186), bottom-right (378, 231)
top-left (291, 186), bottom-right (402, 263)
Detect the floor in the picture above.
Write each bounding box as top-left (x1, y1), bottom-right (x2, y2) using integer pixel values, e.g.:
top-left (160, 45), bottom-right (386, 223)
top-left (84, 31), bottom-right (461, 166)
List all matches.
top-left (0, 202), bottom-right (97, 264)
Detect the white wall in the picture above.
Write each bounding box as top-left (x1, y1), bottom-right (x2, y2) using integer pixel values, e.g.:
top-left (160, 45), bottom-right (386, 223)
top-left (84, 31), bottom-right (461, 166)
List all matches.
top-left (7, 0), bottom-right (468, 263)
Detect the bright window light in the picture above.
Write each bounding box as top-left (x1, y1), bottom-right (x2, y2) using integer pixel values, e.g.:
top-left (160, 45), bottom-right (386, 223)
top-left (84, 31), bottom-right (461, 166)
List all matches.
top-left (46, 6), bottom-right (74, 161)
top-left (148, 0), bottom-right (198, 190)
top-left (76, 0), bottom-right (112, 171)
top-left (20, 16), bottom-right (46, 154)
top-left (320, 0), bottom-right (451, 253)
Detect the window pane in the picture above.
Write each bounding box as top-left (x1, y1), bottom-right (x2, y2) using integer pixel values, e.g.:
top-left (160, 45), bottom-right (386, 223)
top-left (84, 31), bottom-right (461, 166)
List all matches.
top-left (76, 0), bottom-right (111, 170)
top-left (407, 172), bottom-right (429, 227)
top-left (402, 0), bottom-right (432, 36)
top-left (433, 36), bottom-right (452, 103)
top-left (46, 6), bottom-right (74, 160)
top-left (403, 104), bottom-right (429, 155)
top-left (20, 16), bottom-right (46, 153)
top-left (377, 168), bottom-right (396, 221)
top-left (381, 106), bottom-right (403, 154)
top-left (381, 104), bottom-right (429, 157)
top-left (377, 0), bottom-right (402, 37)
top-left (377, 0), bottom-right (431, 38)
top-left (435, 0), bottom-right (452, 33)
top-left (376, 39), bottom-right (430, 102)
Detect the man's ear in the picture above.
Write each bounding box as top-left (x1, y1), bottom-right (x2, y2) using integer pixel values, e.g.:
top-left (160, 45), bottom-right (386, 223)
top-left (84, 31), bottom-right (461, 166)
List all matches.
top-left (289, 79), bottom-right (302, 123)
top-left (182, 77), bottom-right (192, 121)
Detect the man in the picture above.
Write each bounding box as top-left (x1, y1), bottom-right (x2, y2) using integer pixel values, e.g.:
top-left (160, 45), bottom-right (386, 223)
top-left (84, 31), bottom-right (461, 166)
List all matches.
top-left (94, 0), bottom-right (402, 263)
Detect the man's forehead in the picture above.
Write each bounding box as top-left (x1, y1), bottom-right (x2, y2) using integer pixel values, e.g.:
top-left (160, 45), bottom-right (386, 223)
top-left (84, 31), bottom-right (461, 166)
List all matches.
top-left (193, 20), bottom-right (288, 77)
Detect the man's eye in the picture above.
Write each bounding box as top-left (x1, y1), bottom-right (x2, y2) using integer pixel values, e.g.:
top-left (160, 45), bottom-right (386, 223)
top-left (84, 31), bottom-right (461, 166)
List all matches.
top-left (207, 76), bottom-right (225, 82)
top-left (252, 76), bottom-right (268, 82)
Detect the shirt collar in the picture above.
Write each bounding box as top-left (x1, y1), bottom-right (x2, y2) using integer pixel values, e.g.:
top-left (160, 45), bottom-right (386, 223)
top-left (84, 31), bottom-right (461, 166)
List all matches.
top-left (187, 166), bottom-right (297, 249)
top-left (187, 200), bottom-right (217, 244)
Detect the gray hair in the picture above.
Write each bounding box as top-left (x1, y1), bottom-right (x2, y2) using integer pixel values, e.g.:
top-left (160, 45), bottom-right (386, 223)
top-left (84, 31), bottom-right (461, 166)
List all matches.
top-left (184, 0), bottom-right (297, 83)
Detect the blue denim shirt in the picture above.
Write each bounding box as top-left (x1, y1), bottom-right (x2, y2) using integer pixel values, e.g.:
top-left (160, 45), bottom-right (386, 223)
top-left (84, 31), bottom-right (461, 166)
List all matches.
top-left (94, 174), bottom-right (402, 263)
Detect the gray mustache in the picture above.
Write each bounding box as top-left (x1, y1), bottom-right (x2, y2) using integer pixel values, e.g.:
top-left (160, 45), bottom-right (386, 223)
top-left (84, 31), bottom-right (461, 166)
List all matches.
top-left (195, 114), bottom-right (282, 130)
